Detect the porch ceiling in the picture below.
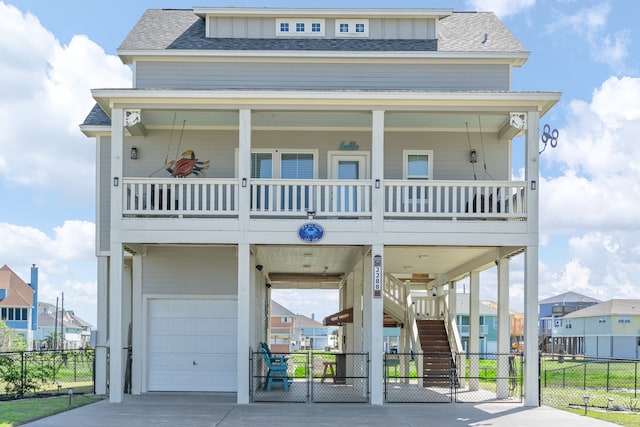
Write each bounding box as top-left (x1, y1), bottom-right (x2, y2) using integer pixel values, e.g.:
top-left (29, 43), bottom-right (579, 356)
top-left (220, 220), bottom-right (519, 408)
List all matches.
top-left (254, 245), bottom-right (502, 290)
top-left (134, 109), bottom-right (510, 133)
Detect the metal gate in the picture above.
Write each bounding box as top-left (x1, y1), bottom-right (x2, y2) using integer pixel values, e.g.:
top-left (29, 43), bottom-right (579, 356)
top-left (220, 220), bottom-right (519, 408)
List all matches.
top-left (251, 350), bottom-right (369, 403)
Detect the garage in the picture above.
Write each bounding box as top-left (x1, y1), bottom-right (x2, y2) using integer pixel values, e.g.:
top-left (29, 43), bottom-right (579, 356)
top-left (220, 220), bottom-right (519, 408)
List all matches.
top-left (147, 299), bottom-right (237, 392)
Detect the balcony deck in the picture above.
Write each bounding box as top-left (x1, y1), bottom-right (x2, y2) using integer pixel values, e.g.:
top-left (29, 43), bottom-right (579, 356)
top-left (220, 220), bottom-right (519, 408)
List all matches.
top-left (122, 178), bottom-right (527, 221)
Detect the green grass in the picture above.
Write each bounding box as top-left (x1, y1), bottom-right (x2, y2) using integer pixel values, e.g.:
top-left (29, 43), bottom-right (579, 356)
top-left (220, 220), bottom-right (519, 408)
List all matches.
top-left (563, 406), bottom-right (640, 427)
top-left (0, 395), bottom-right (102, 427)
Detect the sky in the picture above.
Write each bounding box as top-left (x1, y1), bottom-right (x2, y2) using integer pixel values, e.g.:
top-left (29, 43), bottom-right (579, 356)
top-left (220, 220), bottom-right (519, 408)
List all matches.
top-left (1, 0), bottom-right (639, 326)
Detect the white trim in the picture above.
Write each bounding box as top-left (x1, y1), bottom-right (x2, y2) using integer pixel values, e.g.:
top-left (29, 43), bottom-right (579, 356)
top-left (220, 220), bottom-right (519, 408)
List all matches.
top-left (327, 151), bottom-right (370, 179)
top-left (403, 149), bottom-right (433, 180)
top-left (194, 8), bottom-right (453, 19)
top-left (236, 148), bottom-right (319, 179)
top-left (276, 18), bottom-right (325, 37)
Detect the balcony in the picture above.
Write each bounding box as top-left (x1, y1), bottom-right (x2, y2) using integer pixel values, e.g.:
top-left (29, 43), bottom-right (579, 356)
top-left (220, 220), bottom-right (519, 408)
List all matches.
top-left (122, 178), bottom-right (527, 221)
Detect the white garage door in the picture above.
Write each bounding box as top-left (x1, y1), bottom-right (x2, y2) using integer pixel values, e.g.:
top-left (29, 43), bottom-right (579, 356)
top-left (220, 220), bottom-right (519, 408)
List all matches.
top-left (148, 299), bottom-right (237, 392)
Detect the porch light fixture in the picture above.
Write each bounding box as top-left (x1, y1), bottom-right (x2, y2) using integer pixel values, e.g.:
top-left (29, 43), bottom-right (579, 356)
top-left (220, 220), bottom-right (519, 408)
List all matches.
top-left (375, 179), bottom-right (380, 189)
top-left (432, 288), bottom-right (437, 297)
top-left (307, 210), bottom-right (316, 220)
top-left (470, 149), bottom-right (477, 163)
top-left (113, 177), bottom-right (119, 187)
top-left (531, 180), bottom-right (537, 190)
top-left (130, 146), bottom-right (138, 160)
top-left (256, 264), bottom-right (263, 271)
top-left (242, 178), bottom-right (247, 187)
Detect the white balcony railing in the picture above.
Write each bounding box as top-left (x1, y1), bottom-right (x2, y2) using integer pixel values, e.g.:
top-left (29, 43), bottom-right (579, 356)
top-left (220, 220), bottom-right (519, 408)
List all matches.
top-left (123, 178), bottom-right (238, 216)
top-left (384, 180), bottom-right (527, 219)
top-left (249, 179), bottom-right (372, 217)
top-left (121, 178), bottom-right (527, 220)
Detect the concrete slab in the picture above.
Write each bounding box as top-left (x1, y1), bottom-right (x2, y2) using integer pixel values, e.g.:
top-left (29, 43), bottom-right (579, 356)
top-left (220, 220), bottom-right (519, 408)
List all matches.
top-left (22, 393), bottom-right (620, 427)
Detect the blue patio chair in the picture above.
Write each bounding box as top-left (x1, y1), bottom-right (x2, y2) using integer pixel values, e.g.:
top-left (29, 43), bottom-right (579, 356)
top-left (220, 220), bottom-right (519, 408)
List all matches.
top-left (260, 343), bottom-right (290, 392)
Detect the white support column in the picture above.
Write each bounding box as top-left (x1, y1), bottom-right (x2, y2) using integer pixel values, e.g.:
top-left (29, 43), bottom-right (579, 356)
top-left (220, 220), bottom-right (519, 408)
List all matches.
top-left (237, 242), bottom-right (251, 404)
top-left (131, 254), bottom-right (143, 394)
top-left (524, 109), bottom-right (540, 407)
top-left (468, 271), bottom-right (480, 391)
top-left (371, 110), bottom-right (385, 230)
top-left (108, 108), bottom-right (124, 403)
top-left (95, 257), bottom-right (108, 395)
top-left (496, 258), bottom-right (511, 398)
top-left (238, 109), bottom-right (251, 231)
top-left (448, 282), bottom-right (457, 325)
top-left (108, 243), bottom-right (124, 403)
top-left (369, 245), bottom-right (384, 405)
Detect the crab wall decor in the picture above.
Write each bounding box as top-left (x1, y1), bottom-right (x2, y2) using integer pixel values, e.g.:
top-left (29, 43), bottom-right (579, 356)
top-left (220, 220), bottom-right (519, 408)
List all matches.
top-left (165, 150), bottom-right (210, 177)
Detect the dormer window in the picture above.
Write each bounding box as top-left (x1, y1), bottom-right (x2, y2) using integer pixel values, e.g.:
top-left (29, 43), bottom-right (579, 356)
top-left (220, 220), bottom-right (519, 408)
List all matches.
top-left (277, 19), bottom-right (325, 36)
top-left (335, 19), bottom-right (369, 37)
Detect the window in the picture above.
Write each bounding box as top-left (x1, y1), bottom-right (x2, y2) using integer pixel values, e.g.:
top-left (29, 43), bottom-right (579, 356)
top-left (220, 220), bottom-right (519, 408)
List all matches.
top-left (403, 150), bottom-right (433, 180)
top-left (618, 317), bottom-right (631, 324)
top-left (281, 153), bottom-right (314, 179)
top-left (281, 316), bottom-right (292, 323)
top-left (251, 153), bottom-right (273, 179)
top-left (335, 19), bottom-right (369, 37)
top-left (277, 19), bottom-right (324, 36)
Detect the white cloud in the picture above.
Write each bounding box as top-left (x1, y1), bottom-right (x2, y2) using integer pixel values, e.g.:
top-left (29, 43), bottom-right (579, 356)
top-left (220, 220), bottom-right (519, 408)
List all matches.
top-left (464, 0), bottom-right (535, 18)
top-left (545, 2), bottom-right (630, 70)
top-left (540, 76), bottom-right (640, 234)
top-left (0, 2), bottom-right (131, 200)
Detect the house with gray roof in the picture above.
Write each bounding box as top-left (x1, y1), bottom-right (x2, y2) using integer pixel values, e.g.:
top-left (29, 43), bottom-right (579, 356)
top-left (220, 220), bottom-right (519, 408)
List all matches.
top-left (539, 291), bottom-right (601, 353)
top-left (81, 7), bottom-right (559, 406)
top-left (0, 264), bottom-right (38, 350)
top-left (33, 302), bottom-right (92, 350)
top-left (552, 299), bottom-right (640, 359)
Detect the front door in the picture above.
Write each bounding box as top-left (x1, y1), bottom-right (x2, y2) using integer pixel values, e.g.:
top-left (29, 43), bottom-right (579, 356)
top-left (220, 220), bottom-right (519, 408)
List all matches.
top-left (328, 153), bottom-right (369, 213)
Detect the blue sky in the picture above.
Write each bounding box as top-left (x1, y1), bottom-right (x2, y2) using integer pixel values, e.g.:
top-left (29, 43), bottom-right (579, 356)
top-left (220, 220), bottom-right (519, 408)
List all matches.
top-left (1, 0), bottom-right (639, 325)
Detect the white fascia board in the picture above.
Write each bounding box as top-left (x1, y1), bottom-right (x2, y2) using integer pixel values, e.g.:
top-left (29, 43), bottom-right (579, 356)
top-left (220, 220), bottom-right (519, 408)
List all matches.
top-left (91, 89), bottom-right (561, 115)
top-left (193, 8), bottom-right (453, 19)
top-left (118, 49), bottom-right (530, 66)
top-left (80, 125), bottom-right (111, 137)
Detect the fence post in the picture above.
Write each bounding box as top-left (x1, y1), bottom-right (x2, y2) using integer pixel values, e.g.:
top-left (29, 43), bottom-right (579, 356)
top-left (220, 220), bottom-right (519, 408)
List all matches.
top-left (635, 361), bottom-right (638, 398)
top-left (538, 353), bottom-right (542, 406)
top-left (606, 361), bottom-right (610, 392)
top-left (562, 367), bottom-right (565, 388)
top-left (21, 352), bottom-right (26, 396)
top-left (583, 362), bottom-right (587, 390)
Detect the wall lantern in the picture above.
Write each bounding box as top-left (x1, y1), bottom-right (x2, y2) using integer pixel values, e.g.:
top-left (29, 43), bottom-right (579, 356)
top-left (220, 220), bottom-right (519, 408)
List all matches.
top-left (470, 149), bottom-right (478, 163)
top-left (375, 179), bottom-right (380, 189)
top-left (113, 177), bottom-right (119, 187)
top-left (130, 146), bottom-right (138, 160)
top-left (242, 178), bottom-right (247, 187)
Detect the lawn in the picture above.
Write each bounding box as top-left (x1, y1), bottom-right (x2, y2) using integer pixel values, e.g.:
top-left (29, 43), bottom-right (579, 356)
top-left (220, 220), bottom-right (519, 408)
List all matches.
top-left (0, 395), bottom-right (102, 426)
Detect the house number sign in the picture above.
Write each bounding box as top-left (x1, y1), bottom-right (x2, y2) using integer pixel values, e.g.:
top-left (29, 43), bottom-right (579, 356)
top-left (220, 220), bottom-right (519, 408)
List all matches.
top-left (373, 255), bottom-right (382, 298)
top-left (298, 222), bottom-right (325, 243)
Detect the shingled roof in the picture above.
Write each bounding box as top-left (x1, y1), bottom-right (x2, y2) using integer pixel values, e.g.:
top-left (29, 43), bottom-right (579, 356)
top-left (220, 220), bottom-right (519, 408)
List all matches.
top-left (0, 265), bottom-right (34, 307)
top-left (118, 9), bottom-right (524, 54)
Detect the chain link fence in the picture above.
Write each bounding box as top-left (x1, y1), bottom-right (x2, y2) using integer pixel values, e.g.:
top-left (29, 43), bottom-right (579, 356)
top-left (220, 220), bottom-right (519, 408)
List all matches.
top-left (540, 354), bottom-right (640, 413)
top-left (251, 350), bottom-right (369, 403)
top-left (0, 349), bottom-right (95, 400)
top-left (456, 352), bottom-right (523, 403)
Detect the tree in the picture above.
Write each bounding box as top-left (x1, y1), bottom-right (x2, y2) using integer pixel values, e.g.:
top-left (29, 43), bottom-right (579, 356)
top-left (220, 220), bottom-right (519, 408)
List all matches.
top-left (0, 320), bottom-right (27, 352)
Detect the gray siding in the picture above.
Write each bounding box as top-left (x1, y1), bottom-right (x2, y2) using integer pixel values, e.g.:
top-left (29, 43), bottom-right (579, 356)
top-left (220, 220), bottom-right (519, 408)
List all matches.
top-left (135, 61), bottom-right (509, 91)
top-left (98, 137), bottom-right (111, 253)
top-left (122, 128), bottom-right (508, 181)
top-left (142, 246), bottom-right (238, 295)
top-left (207, 17), bottom-right (435, 39)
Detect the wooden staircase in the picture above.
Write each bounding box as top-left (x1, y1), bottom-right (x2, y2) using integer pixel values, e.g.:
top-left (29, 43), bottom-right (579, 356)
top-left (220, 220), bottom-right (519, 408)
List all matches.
top-left (417, 319), bottom-right (454, 387)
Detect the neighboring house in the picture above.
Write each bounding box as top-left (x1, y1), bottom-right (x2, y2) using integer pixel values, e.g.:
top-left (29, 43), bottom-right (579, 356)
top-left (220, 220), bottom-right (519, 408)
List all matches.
top-left (33, 302), bottom-right (92, 350)
top-left (269, 300), bottom-right (296, 353)
top-left (539, 291), bottom-right (601, 353)
top-left (0, 264), bottom-right (38, 349)
top-left (293, 313), bottom-right (330, 351)
top-left (456, 293), bottom-right (498, 356)
top-left (481, 299), bottom-right (524, 352)
top-left (552, 299), bottom-right (640, 359)
top-left (81, 6), bottom-right (559, 405)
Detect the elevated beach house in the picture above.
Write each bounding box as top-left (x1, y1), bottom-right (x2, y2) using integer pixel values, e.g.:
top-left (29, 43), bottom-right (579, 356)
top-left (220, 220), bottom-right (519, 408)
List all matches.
top-left (81, 7), bottom-right (560, 405)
